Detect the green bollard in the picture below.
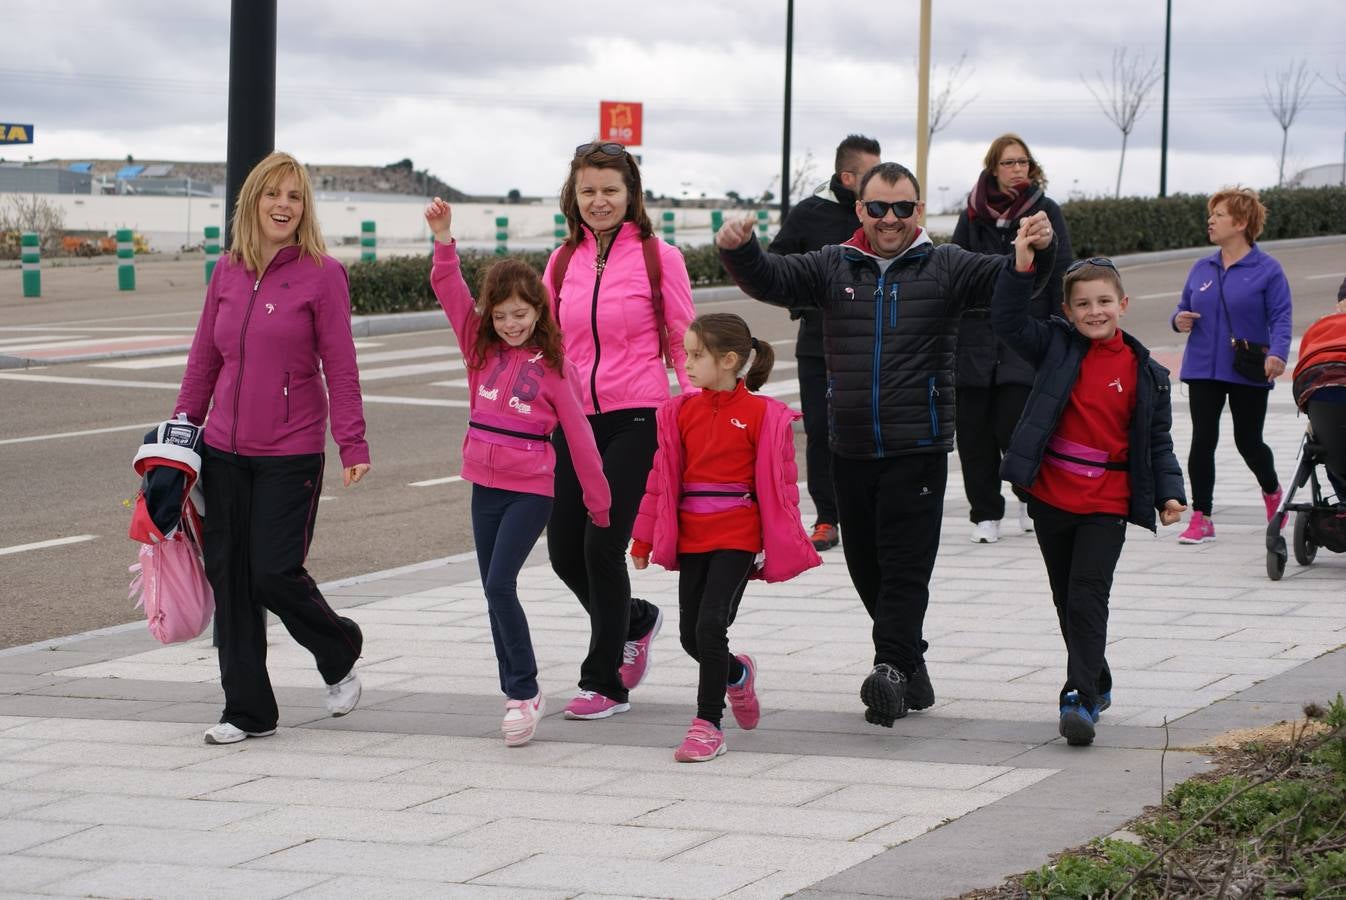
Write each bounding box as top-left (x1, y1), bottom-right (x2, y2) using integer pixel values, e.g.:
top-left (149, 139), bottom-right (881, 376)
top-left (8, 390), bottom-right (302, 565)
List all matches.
top-left (661, 210), bottom-right (676, 245)
top-left (21, 232), bottom-right (40, 298)
top-left (360, 220), bottom-right (376, 262)
top-left (117, 228), bottom-right (136, 291)
top-left (711, 210), bottom-right (724, 235)
top-left (204, 226), bottom-right (220, 283)
top-left (495, 216), bottom-right (508, 256)
top-left (553, 213), bottom-right (566, 249)
top-left (756, 210), bottom-right (769, 245)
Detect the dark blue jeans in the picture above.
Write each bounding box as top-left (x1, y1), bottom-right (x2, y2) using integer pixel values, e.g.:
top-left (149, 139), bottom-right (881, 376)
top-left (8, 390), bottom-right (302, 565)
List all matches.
top-left (472, 484), bottom-right (552, 700)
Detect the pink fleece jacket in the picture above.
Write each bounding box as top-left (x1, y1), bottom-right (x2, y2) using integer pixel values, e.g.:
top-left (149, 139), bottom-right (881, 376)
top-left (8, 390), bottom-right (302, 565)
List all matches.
top-left (632, 391), bottom-right (820, 583)
top-left (175, 246), bottom-right (369, 467)
top-left (542, 222), bottom-right (697, 415)
top-left (430, 242), bottom-right (610, 524)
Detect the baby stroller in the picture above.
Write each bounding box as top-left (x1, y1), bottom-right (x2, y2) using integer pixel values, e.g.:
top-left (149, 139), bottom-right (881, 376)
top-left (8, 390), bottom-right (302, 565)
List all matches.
top-left (1266, 313), bottom-right (1346, 580)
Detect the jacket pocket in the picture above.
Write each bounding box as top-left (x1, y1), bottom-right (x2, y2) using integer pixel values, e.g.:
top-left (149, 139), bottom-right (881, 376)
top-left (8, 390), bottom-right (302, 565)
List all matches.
top-left (283, 372), bottom-right (291, 423)
top-left (927, 375), bottom-right (940, 438)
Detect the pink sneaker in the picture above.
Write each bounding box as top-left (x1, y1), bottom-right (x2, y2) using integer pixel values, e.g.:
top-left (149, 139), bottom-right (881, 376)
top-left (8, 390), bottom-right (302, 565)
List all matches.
top-left (619, 607), bottom-right (663, 691)
top-left (1177, 510), bottom-right (1216, 544)
top-left (726, 654), bottom-right (760, 730)
top-left (502, 693), bottom-right (545, 747)
top-left (673, 717), bottom-right (726, 762)
top-left (1264, 488), bottom-right (1286, 528)
top-left (562, 690), bottom-right (630, 720)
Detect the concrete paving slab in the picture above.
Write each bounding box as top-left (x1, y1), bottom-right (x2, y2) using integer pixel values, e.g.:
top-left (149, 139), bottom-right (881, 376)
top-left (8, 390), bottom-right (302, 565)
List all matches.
top-left (40, 860), bottom-right (327, 900)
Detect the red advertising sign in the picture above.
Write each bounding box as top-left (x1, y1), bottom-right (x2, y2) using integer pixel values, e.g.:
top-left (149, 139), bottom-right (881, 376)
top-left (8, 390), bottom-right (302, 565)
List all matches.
top-left (599, 101), bottom-right (642, 147)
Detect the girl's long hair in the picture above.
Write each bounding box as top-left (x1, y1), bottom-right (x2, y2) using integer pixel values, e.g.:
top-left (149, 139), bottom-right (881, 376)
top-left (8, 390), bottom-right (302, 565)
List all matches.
top-left (688, 313), bottom-right (774, 391)
top-left (470, 259), bottom-right (564, 371)
top-left (229, 151), bottom-right (326, 274)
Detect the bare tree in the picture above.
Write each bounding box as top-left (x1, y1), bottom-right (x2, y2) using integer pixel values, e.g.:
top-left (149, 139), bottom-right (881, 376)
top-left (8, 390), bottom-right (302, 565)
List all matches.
top-left (1082, 49), bottom-right (1162, 198)
top-left (1265, 60), bottom-right (1314, 186)
top-left (789, 150), bottom-right (818, 201)
top-left (1316, 67), bottom-right (1346, 186)
top-left (928, 51), bottom-right (978, 142)
top-left (0, 194), bottom-right (66, 254)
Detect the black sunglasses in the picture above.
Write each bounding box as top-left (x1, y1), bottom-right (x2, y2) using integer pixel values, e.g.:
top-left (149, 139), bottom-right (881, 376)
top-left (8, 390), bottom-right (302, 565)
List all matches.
top-left (862, 199), bottom-right (918, 220)
top-left (1066, 257), bottom-right (1117, 274)
top-left (575, 142), bottom-right (626, 157)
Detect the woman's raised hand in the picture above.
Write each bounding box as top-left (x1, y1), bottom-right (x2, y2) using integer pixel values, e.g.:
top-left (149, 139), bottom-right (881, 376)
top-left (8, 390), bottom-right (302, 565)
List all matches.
top-left (424, 197), bottom-right (453, 242)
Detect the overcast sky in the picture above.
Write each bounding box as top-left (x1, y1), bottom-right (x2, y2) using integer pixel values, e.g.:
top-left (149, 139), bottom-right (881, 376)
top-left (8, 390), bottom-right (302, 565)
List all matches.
top-left (6, 0), bottom-right (1346, 210)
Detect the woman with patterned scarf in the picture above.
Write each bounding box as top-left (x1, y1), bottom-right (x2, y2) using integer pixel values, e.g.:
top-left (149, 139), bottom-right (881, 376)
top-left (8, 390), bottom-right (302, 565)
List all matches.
top-left (952, 133), bottom-right (1073, 544)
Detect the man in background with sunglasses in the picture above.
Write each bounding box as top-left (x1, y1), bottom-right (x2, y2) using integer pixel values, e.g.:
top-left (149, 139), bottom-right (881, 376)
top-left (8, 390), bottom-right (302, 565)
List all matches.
top-left (768, 134), bottom-right (882, 555)
top-left (717, 161), bottom-right (1057, 728)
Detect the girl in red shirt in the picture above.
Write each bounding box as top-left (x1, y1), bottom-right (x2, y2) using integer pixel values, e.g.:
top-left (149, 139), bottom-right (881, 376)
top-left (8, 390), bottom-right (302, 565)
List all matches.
top-left (631, 313), bottom-right (819, 762)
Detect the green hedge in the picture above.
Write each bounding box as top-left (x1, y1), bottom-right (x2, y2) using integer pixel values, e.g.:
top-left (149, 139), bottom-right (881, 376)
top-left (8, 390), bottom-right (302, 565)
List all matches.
top-left (349, 188), bottom-right (1346, 314)
top-left (1061, 186), bottom-right (1346, 257)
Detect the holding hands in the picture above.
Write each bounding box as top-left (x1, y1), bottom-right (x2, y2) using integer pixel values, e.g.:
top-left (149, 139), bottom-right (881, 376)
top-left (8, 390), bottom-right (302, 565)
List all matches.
top-left (715, 216), bottom-right (757, 250)
top-left (424, 197), bottom-right (453, 243)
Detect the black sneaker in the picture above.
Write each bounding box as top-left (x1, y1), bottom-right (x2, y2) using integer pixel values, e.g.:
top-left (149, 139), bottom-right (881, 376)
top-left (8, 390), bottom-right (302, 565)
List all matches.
top-left (1058, 692), bottom-right (1097, 746)
top-left (810, 523), bottom-right (840, 551)
top-left (861, 663), bottom-right (908, 727)
top-left (906, 660), bottom-right (935, 711)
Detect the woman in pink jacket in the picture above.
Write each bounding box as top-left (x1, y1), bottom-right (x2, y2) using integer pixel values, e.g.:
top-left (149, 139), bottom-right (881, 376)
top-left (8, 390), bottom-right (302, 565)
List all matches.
top-left (631, 313), bottom-right (820, 762)
top-left (426, 198), bottom-right (610, 747)
top-left (545, 142), bottom-right (698, 720)
top-left (175, 152), bottom-right (370, 746)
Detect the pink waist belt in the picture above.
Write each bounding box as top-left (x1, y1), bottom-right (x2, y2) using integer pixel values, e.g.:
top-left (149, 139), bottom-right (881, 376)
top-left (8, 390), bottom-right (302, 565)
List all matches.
top-left (679, 482), bottom-right (755, 513)
top-left (1044, 435), bottom-right (1127, 479)
top-left (468, 419), bottom-right (550, 452)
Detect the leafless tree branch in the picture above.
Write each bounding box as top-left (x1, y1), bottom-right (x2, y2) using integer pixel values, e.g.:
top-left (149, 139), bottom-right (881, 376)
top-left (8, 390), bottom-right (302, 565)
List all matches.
top-left (928, 51), bottom-right (978, 141)
top-left (1081, 48), bottom-right (1161, 197)
top-left (1264, 60), bottom-right (1314, 186)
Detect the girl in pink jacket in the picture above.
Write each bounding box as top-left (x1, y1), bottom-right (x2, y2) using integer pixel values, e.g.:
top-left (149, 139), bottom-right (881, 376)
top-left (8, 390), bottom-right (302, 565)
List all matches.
top-left (426, 198), bottom-right (610, 748)
top-left (631, 313), bottom-right (820, 762)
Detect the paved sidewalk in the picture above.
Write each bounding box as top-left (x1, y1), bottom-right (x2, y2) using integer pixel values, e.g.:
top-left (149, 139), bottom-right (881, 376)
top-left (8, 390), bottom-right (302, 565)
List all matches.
top-left (0, 387), bottom-right (1343, 899)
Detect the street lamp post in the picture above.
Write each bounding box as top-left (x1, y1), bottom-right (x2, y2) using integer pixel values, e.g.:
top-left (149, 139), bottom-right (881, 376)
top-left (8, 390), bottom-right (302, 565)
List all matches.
top-left (1159, 0), bottom-right (1172, 197)
top-left (915, 0), bottom-right (931, 225)
top-left (224, 0), bottom-right (277, 248)
top-left (780, 0), bottom-right (794, 220)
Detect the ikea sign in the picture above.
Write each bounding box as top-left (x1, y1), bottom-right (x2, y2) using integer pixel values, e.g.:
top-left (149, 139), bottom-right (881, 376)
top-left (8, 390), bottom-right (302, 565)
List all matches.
top-left (1, 124), bottom-right (34, 144)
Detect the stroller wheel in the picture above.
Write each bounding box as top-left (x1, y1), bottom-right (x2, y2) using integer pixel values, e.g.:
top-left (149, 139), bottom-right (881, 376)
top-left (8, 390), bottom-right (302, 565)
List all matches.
top-left (1266, 542), bottom-right (1287, 581)
top-left (1293, 511), bottom-right (1318, 566)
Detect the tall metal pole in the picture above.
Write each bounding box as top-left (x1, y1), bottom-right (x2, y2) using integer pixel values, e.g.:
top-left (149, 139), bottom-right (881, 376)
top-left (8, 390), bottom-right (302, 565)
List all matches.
top-left (1159, 0), bottom-right (1172, 197)
top-left (224, 0), bottom-right (277, 249)
top-left (780, 0), bottom-right (794, 219)
top-left (915, 0), bottom-right (931, 225)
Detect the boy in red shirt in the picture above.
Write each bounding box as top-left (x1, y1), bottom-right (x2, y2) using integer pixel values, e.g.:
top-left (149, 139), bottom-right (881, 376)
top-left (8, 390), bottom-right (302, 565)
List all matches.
top-left (992, 221), bottom-right (1186, 746)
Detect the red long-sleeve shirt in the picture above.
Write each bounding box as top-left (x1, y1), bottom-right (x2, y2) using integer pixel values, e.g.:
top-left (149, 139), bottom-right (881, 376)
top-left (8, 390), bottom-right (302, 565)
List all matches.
top-left (1028, 329), bottom-right (1137, 516)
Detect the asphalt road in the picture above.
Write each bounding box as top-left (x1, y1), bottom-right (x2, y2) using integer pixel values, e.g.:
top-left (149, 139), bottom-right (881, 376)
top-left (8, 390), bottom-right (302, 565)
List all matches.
top-left (1, 240), bottom-right (1342, 648)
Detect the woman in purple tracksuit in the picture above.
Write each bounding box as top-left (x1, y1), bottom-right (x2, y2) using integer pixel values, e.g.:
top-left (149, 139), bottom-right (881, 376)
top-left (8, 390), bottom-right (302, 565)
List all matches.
top-left (176, 152), bottom-right (370, 746)
top-left (1170, 187), bottom-right (1292, 544)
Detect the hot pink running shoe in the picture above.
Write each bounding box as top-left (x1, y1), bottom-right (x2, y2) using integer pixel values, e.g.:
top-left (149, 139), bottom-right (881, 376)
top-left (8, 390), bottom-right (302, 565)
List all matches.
top-left (673, 717), bottom-right (726, 762)
top-left (619, 607), bottom-right (663, 691)
top-left (726, 654), bottom-right (760, 730)
top-left (1264, 488), bottom-right (1286, 528)
top-left (502, 693), bottom-right (545, 747)
top-left (562, 690), bottom-right (630, 720)
top-left (1177, 510), bottom-right (1216, 544)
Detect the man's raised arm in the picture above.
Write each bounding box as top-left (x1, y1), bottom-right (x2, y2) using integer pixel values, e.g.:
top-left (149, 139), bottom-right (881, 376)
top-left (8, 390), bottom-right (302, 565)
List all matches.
top-left (716, 215), bottom-right (829, 312)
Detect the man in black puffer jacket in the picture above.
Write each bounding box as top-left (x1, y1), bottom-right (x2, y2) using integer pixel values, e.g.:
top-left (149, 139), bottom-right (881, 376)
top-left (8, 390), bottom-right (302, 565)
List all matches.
top-left (769, 134), bottom-right (881, 553)
top-left (718, 162), bottom-right (1057, 728)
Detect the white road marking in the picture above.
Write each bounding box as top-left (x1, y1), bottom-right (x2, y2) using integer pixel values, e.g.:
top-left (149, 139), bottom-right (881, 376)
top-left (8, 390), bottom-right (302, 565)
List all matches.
top-left (359, 360), bottom-right (465, 381)
top-left (94, 355), bottom-right (190, 370)
top-left (0, 334), bottom-right (72, 346)
top-left (409, 475), bottom-right (464, 487)
top-left (757, 378), bottom-right (802, 398)
top-left (0, 421), bottom-right (160, 446)
top-left (0, 535), bottom-right (97, 557)
top-left (0, 335), bottom-right (173, 354)
top-left (1306, 272), bottom-right (1344, 280)
top-left (356, 345), bottom-right (459, 364)
top-left (0, 373), bottom-right (178, 390)
top-left (362, 394), bottom-right (471, 407)
top-left (1135, 291), bottom-right (1181, 300)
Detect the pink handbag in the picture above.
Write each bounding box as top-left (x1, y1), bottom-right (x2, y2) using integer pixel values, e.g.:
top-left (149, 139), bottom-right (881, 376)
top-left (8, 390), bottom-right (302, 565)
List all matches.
top-left (128, 506), bottom-right (214, 644)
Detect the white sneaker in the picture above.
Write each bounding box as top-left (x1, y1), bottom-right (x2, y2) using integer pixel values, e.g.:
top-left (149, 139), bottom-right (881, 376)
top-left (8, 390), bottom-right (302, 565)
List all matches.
top-left (325, 671), bottom-right (362, 717)
top-left (203, 722), bottom-right (275, 745)
top-left (970, 520), bottom-right (1000, 543)
top-left (502, 692), bottom-right (545, 747)
top-left (1019, 505), bottom-right (1034, 533)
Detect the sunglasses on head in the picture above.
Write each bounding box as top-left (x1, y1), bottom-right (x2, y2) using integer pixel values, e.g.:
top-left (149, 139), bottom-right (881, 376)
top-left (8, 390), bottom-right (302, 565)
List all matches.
top-left (1066, 257), bottom-right (1117, 274)
top-left (862, 199), bottom-right (918, 220)
top-left (575, 142), bottom-right (626, 158)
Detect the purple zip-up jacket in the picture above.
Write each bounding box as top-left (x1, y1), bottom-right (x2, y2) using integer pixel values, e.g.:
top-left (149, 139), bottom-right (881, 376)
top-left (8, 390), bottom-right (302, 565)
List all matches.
top-left (175, 246), bottom-right (370, 466)
top-left (1170, 245), bottom-right (1293, 389)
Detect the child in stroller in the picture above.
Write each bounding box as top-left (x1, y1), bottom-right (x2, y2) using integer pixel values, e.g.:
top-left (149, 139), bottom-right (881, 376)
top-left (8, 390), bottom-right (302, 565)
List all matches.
top-left (1266, 304), bottom-right (1346, 579)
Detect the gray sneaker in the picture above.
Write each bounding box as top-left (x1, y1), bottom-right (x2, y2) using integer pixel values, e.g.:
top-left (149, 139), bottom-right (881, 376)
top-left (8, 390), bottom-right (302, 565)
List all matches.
top-left (203, 722), bottom-right (275, 745)
top-left (861, 663), bottom-right (908, 727)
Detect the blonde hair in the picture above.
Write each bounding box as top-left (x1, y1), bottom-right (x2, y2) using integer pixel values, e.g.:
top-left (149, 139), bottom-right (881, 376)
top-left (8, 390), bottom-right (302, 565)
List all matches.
top-left (230, 152), bottom-right (326, 274)
top-left (1208, 186), bottom-right (1267, 244)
